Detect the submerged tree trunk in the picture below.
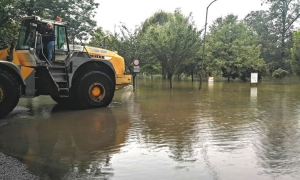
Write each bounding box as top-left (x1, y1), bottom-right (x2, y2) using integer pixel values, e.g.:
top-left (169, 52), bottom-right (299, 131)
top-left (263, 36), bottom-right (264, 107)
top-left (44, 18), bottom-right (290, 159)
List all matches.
top-left (168, 73), bottom-right (173, 89)
top-left (191, 71), bottom-right (194, 82)
top-left (192, 73), bottom-right (194, 82)
top-left (162, 67), bottom-right (167, 79)
top-left (199, 73), bottom-right (202, 89)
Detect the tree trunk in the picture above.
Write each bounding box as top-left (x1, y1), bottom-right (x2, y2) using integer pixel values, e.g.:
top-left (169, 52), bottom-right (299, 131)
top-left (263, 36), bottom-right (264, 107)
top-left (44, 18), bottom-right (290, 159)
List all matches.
top-left (191, 73), bottom-right (194, 82)
top-left (199, 73), bottom-right (202, 90)
top-left (162, 67), bottom-right (167, 79)
top-left (281, 10), bottom-right (287, 68)
top-left (227, 76), bottom-right (230, 82)
top-left (27, 0), bottom-right (35, 16)
top-left (168, 73), bottom-right (173, 89)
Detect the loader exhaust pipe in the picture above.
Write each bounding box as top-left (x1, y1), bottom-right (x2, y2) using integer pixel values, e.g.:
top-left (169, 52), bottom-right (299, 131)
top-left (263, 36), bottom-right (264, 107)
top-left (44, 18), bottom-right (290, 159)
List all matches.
top-left (6, 42), bottom-right (15, 62)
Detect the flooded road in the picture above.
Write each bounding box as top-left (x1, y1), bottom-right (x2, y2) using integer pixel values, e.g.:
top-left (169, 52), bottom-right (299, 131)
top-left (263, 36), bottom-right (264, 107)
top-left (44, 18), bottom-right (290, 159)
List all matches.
top-left (1, 76), bottom-right (300, 180)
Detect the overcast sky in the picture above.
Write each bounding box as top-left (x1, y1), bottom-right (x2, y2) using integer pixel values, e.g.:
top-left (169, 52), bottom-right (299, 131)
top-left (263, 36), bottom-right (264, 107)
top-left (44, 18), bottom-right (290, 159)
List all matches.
top-left (94, 0), bottom-right (268, 32)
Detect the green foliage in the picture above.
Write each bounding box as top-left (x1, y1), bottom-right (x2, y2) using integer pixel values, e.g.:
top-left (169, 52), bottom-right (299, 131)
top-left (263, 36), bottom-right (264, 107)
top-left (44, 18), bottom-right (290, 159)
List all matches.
top-left (272, 68), bottom-right (289, 78)
top-left (89, 22), bottom-right (145, 74)
top-left (138, 10), bottom-right (174, 78)
top-left (244, 10), bottom-right (281, 72)
top-left (290, 30), bottom-right (300, 75)
top-left (261, 0), bottom-right (300, 68)
top-left (0, 21), bottom-right (19, 49)
top-left (89, 27), bottom-right (109, 47)
top-left (176, 58), bottom-right (200, 81)
top-left (141, 60), bottom-right (161, 76)
top-left (141, 10), bottom-right (201, 88)
top-left (0, 0), bottom-right (17, 24)
top-left (140, 10), bottom-right (172, 33)
top-left (0, 0), bottom-right (20, 48)
top-left (45, 0), bottom-right (99, 43)
top-left (107, 24), bottom-right (142, 73)
top-left (0, 0), bottom-right (99, 45)
top-left (206, 14), bottom-right (267, 82)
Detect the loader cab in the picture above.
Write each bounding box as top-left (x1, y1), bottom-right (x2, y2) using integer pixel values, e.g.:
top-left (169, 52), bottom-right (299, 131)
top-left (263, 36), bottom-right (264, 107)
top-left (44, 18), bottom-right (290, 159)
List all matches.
top-left (15, 16), bottom-right (70, 65)
top-left (16, 19), bottom-right (37, 50)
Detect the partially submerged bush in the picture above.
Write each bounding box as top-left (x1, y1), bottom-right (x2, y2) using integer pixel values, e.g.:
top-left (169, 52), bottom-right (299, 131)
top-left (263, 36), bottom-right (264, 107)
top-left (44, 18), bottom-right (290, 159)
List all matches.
top-left (272, 68), bottom-right (289, 79)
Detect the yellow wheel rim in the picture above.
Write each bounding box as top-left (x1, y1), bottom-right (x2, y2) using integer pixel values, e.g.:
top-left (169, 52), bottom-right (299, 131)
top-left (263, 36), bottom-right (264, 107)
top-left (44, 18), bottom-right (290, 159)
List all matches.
top-left (0, 85), bottom-right (4, 103)
top-left (89, 83), bottom-right (106, 101)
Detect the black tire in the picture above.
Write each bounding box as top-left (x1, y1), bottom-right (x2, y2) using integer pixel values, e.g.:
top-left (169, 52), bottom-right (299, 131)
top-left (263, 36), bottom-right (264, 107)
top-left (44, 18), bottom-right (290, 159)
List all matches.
top-left (76, 71), bottom-right (115, 109)
top-left (0, 70), bottom-right (20, 118)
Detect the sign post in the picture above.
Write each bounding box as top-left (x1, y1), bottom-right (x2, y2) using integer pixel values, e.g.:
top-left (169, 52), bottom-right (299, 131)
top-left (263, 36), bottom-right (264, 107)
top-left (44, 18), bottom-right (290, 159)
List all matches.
top-left (133, 59), bottom-right (140, 87)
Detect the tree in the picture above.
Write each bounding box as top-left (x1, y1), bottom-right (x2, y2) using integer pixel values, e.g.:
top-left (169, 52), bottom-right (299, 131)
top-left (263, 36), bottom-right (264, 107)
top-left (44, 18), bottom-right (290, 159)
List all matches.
top-left (107, 24), bottom-right (142, 74)
top-left (141, 59), bottom-right (161, 78)
top-left (89, 27), bottom-right (109, 47)
top-left (0, 0), bottom-right (19, 48)
top-left (290, 30), bottom-right (300, 75)
top-left (48, 0), bottom-right (99, 44)
top-left (176, 58), bottom-right (200, 82)
top-left (140, 10), bottom-right (172, 33)
top-left (262, 0), bottom-right (300, 68)
top-left (244, 10), bottom-right (280, 73)
top-left (205, 14), bottom-right (267, 82)
top-left (140, 10), bottom-right (173, 78)
top-left (0, 21), bottom-right (19, 49)
top-left (141, 10), bottom-right (201, 88)
top-left (0, 0), bottom-right (17, 24)
top-left (4, 0), bottom-right (99, 44)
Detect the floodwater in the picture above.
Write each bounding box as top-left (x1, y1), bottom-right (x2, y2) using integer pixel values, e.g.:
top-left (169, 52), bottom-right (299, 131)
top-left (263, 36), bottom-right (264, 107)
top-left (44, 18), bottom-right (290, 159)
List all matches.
top-left (1, 76), bottom-right (300, 180)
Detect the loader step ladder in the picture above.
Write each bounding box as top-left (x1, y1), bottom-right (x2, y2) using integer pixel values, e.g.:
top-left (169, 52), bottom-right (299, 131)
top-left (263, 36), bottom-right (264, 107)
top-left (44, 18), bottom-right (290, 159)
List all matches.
top-left (48, 65), bottom-right (69, 97)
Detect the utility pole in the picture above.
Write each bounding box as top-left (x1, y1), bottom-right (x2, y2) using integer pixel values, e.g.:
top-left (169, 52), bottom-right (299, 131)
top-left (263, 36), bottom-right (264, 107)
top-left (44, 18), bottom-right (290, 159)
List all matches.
top-left (199, 0), bottom-right (218, 90)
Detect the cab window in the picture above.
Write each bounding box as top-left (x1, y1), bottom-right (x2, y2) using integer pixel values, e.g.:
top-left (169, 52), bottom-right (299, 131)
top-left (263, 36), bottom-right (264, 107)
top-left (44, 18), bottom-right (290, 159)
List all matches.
top-left (55, 26), bottom-right (68, 51)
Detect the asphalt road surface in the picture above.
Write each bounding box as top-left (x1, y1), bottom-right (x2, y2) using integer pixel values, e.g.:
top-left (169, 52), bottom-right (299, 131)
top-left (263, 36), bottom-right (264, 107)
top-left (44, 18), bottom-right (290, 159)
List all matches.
top-left (0, 153), bottom-right (39, 180)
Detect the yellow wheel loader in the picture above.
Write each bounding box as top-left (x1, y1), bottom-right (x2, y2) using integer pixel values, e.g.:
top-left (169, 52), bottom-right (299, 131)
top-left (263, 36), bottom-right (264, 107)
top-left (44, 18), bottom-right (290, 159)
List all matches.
top-left (0, 16), bottom-right (131, 117)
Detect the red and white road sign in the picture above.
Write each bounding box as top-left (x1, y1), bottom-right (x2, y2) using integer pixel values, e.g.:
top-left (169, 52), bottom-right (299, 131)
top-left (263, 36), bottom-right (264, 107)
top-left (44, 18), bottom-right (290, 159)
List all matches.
top-left (133, 59), bottom-right (140, 66)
